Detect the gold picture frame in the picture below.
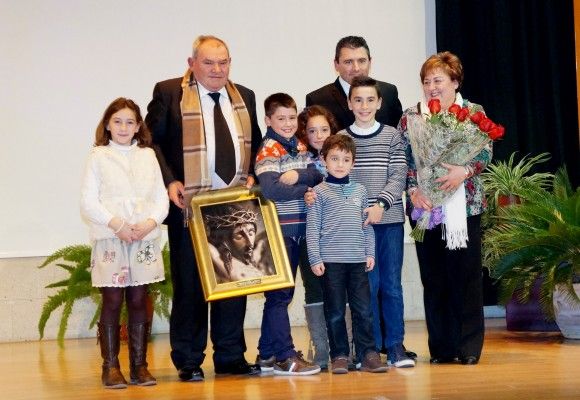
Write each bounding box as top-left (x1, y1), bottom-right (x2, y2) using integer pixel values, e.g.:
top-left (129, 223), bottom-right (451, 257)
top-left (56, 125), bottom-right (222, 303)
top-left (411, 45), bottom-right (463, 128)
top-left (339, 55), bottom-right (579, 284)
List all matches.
top-left (188, 186), bottom-right (294, 301)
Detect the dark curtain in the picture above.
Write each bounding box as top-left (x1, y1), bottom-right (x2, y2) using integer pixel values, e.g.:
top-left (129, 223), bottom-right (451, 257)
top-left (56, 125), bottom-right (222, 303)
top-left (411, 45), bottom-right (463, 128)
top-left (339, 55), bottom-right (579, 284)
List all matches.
top-left (435, 0), bottom-right (579, 186)
top-left (435, 0), bottom-right (579, 305)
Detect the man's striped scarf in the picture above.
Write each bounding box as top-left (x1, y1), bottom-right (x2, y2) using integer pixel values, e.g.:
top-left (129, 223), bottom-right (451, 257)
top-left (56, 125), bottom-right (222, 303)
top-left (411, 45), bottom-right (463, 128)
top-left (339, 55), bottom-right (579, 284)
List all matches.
top-left (180, 70), bottom-right (252, 223)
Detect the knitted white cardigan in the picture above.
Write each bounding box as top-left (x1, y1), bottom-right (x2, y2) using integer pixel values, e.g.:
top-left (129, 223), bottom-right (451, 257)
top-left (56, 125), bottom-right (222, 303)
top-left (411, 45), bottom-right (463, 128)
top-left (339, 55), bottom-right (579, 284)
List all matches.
top-left (80, 142), bottom-right (169, 242)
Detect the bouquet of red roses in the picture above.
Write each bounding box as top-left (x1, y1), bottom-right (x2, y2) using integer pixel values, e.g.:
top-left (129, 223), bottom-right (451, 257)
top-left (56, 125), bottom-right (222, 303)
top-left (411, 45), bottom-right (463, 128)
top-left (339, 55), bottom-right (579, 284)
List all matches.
top-left (407, 98), bottom-right (504, 245)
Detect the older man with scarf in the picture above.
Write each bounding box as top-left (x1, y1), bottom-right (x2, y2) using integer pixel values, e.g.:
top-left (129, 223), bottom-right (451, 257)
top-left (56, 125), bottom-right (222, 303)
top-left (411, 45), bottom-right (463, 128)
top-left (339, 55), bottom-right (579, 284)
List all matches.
top-left (145, 35), bottom-right (262, 382)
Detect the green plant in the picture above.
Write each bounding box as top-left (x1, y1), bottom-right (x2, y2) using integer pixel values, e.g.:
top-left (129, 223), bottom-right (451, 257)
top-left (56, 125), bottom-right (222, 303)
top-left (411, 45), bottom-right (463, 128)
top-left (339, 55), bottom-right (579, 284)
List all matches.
top-left (484, 167), bottom-right (580, 317)
top-left (481, 152), bottom-right (553, 209)
top-left (148, 244), bottom-right (172, 321)
top-left (38, 243), bottom-right (172, 347)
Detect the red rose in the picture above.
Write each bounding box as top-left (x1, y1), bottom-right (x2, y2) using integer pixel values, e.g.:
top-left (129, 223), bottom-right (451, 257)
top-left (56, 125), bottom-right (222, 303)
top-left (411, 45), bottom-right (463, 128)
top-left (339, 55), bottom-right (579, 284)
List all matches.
top-left (470, 111), bottom-right (485, 125)
top-left (428, 98), bottom-right (441, 114)
top-left (488, 124), bottom-right (505, 140)
top-left (448, 104), bottom-right (461, 115)
top-left (400, 115), bottom-right (407, 130)
top-left (457, 107), bottom-right (470, 122)
top-left (479, 117), bottom-right (495, 132)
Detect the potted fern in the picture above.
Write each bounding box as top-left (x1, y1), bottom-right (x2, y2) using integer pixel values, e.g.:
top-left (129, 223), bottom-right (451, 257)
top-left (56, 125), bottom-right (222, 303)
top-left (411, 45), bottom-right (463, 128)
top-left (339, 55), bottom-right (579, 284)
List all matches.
top-left (38, 243), bottom-right (172, 347)
top-left (484, 167), bottom-right (580, 338)
top-left (481, 152), bottom-right (556, 331)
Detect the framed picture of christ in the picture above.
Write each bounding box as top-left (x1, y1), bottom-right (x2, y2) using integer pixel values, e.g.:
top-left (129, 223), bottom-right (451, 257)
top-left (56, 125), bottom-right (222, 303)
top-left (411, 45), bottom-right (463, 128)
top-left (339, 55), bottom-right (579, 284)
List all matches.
top-left (188, 186), bottom-right (294, 301)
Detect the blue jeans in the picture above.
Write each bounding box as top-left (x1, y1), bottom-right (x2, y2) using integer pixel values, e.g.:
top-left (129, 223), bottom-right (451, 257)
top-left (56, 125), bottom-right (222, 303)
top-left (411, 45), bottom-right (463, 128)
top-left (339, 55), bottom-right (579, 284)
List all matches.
top-left (258, 237), bottom-right (300, 360)
top-left (322, 262), bottom-right (376, 360)
top-left (369, 223), bottom-right (405, 349)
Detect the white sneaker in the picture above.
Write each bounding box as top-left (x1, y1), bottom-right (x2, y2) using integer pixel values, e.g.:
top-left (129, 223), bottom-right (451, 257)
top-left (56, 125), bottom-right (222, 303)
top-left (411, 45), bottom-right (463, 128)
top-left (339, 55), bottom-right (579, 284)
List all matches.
top-left (387, 344), bottom-right (416, 368)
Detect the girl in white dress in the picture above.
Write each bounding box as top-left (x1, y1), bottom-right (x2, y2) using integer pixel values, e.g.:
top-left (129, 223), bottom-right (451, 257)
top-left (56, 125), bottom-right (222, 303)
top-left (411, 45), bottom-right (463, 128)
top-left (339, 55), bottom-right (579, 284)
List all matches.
top-left (80, 98), bottom-right (169, 389)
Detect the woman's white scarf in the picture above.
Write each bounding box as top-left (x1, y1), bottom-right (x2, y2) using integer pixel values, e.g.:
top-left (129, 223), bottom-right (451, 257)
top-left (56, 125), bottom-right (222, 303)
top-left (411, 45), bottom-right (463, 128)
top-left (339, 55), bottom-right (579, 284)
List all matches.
top-left (420, 93), bottom-right (469, 250)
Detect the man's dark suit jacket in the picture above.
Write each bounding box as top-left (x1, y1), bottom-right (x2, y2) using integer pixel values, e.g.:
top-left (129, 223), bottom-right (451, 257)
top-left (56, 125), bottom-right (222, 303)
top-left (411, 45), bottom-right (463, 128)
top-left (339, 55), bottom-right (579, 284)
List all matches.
top-left (305, 77), bottom-right (403, 131)
top-left (145, 77), bottom-right (262, 226)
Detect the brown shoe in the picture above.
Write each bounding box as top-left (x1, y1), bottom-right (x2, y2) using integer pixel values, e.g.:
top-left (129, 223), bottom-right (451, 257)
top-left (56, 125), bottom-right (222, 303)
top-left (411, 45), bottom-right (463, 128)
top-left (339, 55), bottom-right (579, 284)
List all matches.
top-left (360, 351), bottom-right (388, 373)
top-left (273, 351), bottom-right (321, 376)
top-left (331, 356), bottom-right (349, 374)
top-left (102, 366), bottom-right (128, 389)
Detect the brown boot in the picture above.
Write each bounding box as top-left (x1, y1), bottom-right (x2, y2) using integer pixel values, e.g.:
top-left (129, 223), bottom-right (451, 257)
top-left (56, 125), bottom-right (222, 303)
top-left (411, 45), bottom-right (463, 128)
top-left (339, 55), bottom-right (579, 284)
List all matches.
top-left (128, 322), bottom-right (156, 386)
top-left (98, 323), bottom-right (127, 389)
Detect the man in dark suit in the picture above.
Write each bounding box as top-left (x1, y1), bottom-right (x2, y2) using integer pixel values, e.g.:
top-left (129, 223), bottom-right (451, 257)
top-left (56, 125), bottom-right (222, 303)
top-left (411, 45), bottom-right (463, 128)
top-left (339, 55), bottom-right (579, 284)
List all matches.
top-left (145, 35), bottom-right (262, 382)
top-left (305, 36), bottom-right (416, 362)
top-left (305, 36), bottom-right (403, 130)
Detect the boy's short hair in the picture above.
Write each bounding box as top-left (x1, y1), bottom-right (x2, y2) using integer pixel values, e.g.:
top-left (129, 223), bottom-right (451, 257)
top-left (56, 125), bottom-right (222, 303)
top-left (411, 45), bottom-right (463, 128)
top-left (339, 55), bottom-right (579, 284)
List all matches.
top-left (264, 93), bottom-right (297, 117)
top-left (320, 134), bottom-right (356, 161)
top-left (335, 36), bottom-right (371, 62)
top-left (348, 76), bottom-right (382, 100)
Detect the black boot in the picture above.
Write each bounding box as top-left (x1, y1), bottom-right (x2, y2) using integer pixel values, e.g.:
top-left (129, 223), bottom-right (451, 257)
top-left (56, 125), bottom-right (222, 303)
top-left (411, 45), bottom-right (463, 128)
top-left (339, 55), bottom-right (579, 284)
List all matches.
top-left (128, 322), bottom-right (156, 386)
top-left (98, 323), bottom-right (127, 389)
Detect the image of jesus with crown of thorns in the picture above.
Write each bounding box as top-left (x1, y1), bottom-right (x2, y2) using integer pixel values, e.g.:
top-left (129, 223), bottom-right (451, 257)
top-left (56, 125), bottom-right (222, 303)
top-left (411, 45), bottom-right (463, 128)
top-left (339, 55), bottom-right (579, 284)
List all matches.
top-left (203, 200), bottom-right (275, 283)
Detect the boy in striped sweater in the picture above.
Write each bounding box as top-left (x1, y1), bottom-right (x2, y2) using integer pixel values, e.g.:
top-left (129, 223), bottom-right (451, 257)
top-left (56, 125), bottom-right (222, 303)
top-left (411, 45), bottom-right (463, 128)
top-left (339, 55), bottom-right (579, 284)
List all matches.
top-left (254, 93), bottom-right (323, 375)
top-left (340, 76), bottom-right (414, 368)
top-left (306, 134), bottom-right (387, 374)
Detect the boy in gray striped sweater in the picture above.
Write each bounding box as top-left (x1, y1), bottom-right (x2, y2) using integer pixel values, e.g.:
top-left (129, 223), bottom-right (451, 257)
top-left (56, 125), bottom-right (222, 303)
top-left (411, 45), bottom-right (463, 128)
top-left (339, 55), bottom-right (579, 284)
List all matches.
top-left (339, 76), bottom-right (414, 368)
top-left (306, 134), bottom-right (387, 374)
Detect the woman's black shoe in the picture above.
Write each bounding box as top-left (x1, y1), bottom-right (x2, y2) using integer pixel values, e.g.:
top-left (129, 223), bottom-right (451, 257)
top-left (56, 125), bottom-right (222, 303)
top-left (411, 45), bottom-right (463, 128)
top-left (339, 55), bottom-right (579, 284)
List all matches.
top-left (460, 356), bottom-right (478, 365)
top-left (429, 357), bottom-right (456, 364)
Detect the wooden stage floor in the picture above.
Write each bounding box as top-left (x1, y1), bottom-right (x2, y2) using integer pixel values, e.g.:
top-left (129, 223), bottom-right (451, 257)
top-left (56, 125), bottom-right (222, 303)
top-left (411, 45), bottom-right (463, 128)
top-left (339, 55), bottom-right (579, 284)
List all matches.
top-left (2, 319), bottom-right (579, 400)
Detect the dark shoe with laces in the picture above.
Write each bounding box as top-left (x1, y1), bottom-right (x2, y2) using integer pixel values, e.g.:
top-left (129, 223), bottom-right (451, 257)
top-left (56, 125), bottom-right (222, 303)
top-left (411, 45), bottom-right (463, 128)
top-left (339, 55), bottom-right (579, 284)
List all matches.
top-left (215, 359), bottom-right (261, 375)
top-left (360, 351), bottom-right (388, 373)
top-left (331, 356), bottom-right (349, 374)
top-left (382, 344), bottom-right (417, 360)
top-left (403, 345), bottom-right (417, 360)
top-left (256, 354), bottom-right (276, 372)
top-left (178, 366), bottom-right (204, 382)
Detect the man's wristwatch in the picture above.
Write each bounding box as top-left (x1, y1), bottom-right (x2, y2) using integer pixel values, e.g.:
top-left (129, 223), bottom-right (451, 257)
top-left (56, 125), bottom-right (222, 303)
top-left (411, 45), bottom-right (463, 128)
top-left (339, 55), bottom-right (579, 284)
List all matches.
top-left (376, 199), bottom-right (386, 208)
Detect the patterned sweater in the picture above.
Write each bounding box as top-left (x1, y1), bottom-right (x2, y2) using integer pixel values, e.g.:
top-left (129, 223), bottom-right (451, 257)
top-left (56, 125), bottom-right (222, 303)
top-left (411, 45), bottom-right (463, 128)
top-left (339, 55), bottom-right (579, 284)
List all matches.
top-left (399, 97), bottom-right (493, 217)
top-left (338, 123), bottom-right (407, 225)
top-left (255, 129), bottom-right (323, 237)
top-left (306, 179), bottom-right (375, 266)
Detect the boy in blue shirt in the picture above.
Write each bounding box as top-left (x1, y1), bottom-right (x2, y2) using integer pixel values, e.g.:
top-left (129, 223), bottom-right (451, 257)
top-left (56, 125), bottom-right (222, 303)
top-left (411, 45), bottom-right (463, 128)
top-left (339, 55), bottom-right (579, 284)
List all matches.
top-left (306, 134), bottom-right (387, 374)
top-left (254, 93), bottom-right (323, 375)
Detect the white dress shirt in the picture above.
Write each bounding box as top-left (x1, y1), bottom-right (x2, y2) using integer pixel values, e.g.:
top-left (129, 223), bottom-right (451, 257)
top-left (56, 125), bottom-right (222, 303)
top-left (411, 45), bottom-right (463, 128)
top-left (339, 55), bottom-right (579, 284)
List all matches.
top-left (197, 83), bottom-right (241, 189)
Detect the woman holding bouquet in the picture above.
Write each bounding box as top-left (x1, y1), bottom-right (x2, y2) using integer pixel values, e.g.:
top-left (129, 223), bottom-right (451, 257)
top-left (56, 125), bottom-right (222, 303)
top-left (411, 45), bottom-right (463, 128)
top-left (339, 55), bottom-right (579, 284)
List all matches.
top-left (398, 51), bottom-right (498, 365)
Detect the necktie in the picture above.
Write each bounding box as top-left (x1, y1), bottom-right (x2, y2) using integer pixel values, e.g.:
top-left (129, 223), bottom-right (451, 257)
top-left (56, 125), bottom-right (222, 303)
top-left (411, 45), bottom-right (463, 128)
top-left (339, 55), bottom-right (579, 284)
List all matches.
top-left (208, 92), bottom-right (235, 184)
